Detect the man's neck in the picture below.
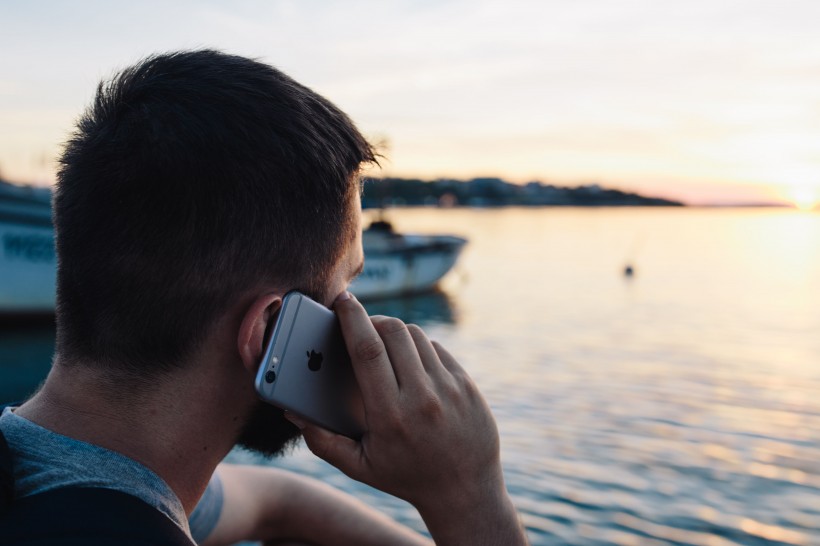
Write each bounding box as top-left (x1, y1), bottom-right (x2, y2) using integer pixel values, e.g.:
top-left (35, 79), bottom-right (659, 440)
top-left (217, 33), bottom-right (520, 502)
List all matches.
top-left (16, 358), bottom-right (253, 514)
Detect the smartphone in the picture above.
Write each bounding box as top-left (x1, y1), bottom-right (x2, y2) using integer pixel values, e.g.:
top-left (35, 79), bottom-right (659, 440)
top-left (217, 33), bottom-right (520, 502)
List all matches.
top-left (254, 291), bottom-right (365, 439)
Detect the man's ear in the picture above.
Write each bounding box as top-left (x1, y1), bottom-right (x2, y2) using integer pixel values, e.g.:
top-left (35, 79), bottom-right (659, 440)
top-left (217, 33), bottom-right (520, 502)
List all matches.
top-left (237, 293), bottom-right (283, 375)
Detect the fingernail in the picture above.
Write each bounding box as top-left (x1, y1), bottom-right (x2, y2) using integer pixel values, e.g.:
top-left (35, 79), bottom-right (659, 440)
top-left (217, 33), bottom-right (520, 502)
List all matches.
top-left (335, 290), bottom-right (351, 303)
top-left (284, 412), bottom-right (306, 429)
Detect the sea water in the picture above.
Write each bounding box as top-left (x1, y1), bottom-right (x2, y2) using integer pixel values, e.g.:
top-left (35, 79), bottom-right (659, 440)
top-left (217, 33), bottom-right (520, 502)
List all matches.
top-left (2, 207), bottom-right (818, 545)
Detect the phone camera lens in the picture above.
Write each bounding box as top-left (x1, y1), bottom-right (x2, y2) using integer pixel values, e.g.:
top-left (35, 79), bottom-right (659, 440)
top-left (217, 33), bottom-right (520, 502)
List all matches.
top-left (264, 370), bottom-right (276, 383)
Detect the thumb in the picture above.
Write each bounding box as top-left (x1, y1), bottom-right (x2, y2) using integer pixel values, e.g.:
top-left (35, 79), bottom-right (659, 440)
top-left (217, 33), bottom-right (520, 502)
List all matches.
top-left (286, 412), bottom-right (363, 476)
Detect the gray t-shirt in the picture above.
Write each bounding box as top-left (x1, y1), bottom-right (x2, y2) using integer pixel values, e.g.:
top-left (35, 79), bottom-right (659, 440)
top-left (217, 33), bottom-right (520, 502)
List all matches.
top-left (0, 407), bottom-right (224, 544)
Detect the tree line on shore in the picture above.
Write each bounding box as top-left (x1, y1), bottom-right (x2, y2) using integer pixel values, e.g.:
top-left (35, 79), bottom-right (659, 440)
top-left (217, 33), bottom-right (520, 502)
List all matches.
top-left (362, 176), bottom-right (683, 208)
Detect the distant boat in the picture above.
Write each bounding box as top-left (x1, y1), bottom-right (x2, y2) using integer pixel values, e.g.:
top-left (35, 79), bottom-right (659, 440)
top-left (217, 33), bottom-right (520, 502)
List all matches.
top-left (0, 181), bottom-right (55, 318)
top-left (0, 183), bottom-right (467, 316)
top-left (349, 219), bottom-right (467, 300)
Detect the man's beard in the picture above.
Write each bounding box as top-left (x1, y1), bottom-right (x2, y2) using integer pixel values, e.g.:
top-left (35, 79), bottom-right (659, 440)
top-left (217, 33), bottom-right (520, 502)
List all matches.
top-left (236, 400), bottom-right (302, 457)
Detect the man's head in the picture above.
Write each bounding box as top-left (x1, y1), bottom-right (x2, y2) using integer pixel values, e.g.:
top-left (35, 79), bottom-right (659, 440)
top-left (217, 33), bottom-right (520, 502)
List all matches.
top-left (53, 50), bottom-right (375, 454)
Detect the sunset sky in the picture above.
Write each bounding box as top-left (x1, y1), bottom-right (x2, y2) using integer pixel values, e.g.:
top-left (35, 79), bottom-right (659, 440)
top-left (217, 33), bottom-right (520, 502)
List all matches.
top-left (1, 0), bottom-right (818, 206)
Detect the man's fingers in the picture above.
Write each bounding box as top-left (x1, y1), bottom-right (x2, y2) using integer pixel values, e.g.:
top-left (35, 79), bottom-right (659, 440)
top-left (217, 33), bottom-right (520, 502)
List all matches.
top-left (407, 324), bottom-right (448, 379)
top-left (334, 293), bottom-right (399, 407)
top-left (292, 415), bottom-right (364, 480)
top-left (431, 340), bottom-right (466, 377)
top-left (371, 316), bottom-right (426, 388)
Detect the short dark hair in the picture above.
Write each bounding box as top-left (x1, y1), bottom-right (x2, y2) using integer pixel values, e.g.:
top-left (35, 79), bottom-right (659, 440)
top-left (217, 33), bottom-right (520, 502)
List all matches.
top-left (54, 50), bottom-right (375, 374)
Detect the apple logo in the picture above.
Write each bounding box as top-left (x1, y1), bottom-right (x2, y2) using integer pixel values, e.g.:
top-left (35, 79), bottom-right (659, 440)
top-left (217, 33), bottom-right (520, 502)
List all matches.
top-left (306, 349), bottom-right (323, 371)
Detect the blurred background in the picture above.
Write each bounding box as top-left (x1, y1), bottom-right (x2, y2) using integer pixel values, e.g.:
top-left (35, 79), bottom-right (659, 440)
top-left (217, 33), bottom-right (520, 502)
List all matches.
top-left (1, 1), bottom-right (819, 544)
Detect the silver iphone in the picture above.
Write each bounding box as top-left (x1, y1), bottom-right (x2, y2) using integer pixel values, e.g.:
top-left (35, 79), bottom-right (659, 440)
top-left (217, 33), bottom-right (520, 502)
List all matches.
top-left (254, 291), bottom-right (365, 439)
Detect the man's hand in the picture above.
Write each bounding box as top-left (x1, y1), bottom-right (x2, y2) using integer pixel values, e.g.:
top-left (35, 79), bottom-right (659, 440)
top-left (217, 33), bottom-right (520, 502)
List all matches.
top-left (286, 292), bottom-right (528, 546)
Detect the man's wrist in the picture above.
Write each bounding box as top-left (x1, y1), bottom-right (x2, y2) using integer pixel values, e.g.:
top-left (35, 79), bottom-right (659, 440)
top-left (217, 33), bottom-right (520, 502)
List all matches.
top-left (414, 469), bottom-right (528, 546)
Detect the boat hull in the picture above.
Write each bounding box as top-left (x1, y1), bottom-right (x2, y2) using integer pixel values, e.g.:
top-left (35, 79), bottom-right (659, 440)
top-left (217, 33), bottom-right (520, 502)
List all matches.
top-left (0, 203), bottom-right (56, 318)
top-left (350, 235), bottom-right (467, 300)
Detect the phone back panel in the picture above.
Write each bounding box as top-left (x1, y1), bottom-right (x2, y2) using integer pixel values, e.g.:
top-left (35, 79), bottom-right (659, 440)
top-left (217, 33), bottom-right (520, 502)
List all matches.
top-left (255, 292), bottom-right (365, 438)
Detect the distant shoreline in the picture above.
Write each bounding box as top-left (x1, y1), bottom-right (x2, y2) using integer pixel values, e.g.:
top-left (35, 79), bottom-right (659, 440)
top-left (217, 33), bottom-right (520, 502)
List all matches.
top-left (361, 177), bottom-right (793, 209)
top-left (0, 177), bottom-right (794, 209)
top-left (362, 203), bottom-right (795, 210)
top-left (362, 176), bottom-right (683, 208)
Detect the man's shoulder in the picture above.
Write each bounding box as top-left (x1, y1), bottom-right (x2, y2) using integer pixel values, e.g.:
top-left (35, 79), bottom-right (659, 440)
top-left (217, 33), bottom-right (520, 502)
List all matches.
top-left (0, 485), bottom-right (194, 545)
top-left (0, 404), bottom-right (194, 545)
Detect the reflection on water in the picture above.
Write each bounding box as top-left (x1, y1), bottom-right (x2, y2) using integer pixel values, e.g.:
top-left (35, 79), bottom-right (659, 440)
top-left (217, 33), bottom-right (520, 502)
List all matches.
top-left (2, 208), bottom-right (819, 545)
top-left (0, 322), bottom-right (54, 401)
top-left (358, 289), bottom-right (458, 326)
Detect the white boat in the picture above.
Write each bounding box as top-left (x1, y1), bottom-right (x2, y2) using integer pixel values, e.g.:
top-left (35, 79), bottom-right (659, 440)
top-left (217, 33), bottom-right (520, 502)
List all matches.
top-left (349, 219), bottom-right (467, 300)
top-left (0, 181), bottom-right (55, 318)
top-left (0, 183), bottom-right (467, 315)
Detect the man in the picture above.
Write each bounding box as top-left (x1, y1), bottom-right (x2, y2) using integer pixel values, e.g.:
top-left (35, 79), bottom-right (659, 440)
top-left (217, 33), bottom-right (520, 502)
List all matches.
top-left (0, 50), bottom-right (528, 545)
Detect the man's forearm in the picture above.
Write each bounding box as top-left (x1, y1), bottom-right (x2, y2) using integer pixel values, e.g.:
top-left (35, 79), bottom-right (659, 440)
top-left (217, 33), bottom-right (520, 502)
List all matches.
top-left (272, 471), bottom-right (431, 546)
top-left (206, 464), bottom-right (430, 546)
